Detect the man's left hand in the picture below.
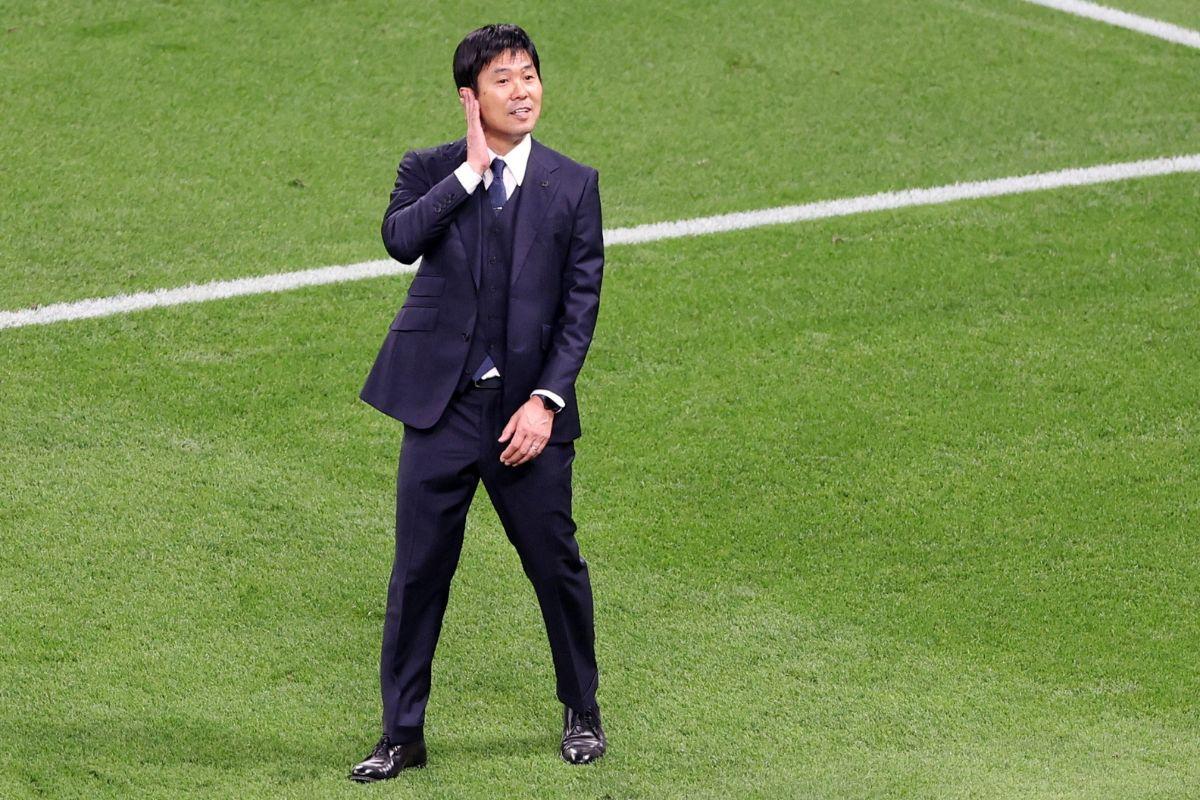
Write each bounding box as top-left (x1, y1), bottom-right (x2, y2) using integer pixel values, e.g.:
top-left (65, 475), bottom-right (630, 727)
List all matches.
top-left (498, 398), bottom-right (554, 467)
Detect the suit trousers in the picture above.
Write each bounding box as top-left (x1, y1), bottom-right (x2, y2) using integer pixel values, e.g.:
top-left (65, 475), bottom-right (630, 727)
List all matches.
top-left (379, 381), bottom-right (600, 743)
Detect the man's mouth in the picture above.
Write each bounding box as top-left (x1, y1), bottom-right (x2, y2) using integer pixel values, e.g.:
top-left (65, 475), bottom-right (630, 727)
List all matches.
top-left (510, 106), bottom-right (533, 117)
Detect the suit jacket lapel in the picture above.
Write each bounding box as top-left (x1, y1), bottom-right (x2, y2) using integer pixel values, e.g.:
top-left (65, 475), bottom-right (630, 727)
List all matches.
top-left (510, 138), bottom-right (561, 289)
top-left (444, 138), bottom-right (483, 291)
top-left (443, 136), bottom-right (561, 292)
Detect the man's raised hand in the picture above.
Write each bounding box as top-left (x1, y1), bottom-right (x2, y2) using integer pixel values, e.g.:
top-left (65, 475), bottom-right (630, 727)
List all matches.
top-left (459, 87), bottom-right (491, 177)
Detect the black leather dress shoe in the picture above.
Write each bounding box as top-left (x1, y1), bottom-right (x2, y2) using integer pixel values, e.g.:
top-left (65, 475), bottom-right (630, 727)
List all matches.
top-left (561, 704), bottom-right (606, 764)
top-left (348, 735), bottom-right (427, 782)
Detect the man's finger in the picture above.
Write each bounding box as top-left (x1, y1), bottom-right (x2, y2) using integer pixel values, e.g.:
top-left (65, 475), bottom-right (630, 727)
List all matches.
top-left (510, 444), bottom-right (533, 467)
top-left (519, 440), bottom-right (545, 466)
top-left (507, 429), bottom-right (530, 458)
top-left (499, 414), bottom-right (517, 443)
top-left (527, 441), bottom-right (547, 465)
top-left (502, 430), bottom-right (531, 465)
top-left (500, 430), bottom-right (522, 461)
top-left (515, 436), bottom-right (548, 467)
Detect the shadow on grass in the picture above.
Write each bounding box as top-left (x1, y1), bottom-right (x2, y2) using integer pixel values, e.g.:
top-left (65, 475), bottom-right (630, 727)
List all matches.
top-left (39, 714), bottom-right (554, 774)
top-left (430, 732), bottom-right (555, 761)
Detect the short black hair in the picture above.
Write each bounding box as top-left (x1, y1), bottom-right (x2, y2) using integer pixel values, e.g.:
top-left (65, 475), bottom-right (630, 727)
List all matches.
top-left (453, 24), bottom-right (540, 92)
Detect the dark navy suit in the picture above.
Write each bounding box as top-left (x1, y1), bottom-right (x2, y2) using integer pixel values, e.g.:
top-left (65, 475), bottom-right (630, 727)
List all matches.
top-left (360, 135), bottom-right (604, 743)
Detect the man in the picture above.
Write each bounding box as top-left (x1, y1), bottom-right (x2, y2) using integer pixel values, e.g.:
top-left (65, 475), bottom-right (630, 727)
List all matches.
top-left (350, 23), bottom-right (607, 781)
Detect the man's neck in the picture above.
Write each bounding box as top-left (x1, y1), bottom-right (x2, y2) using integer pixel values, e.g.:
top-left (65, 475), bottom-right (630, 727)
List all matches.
top-left (484, 130), bottom-right (527, 156)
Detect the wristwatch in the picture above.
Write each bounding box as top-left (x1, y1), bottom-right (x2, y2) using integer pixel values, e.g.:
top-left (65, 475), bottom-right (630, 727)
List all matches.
top-left (538, 395), bottom-right (560, 412)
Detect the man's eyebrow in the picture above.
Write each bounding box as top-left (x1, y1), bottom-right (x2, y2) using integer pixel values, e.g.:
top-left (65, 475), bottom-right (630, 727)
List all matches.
top-left (491, 62), bottom-right (535, 73)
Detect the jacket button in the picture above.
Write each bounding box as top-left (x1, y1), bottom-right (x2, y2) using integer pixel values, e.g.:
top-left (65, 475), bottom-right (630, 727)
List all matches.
top-left (462, 332), bottom-right (470, 341)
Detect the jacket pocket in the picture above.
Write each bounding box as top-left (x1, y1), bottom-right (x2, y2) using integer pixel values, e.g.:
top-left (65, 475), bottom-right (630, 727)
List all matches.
top-left (540, 323), bottom-right (554, 351)
top-left (408, 275), bottom-right (445, 297)
top-left (391, 305), bottom-right (439, 331)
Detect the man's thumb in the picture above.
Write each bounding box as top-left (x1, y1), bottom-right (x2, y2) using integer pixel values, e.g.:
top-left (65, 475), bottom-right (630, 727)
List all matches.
top-left (499, 417), bottom-right (515, 443)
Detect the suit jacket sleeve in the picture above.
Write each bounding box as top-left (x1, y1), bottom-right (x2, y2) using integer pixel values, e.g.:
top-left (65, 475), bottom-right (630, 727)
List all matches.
top-left (537, 168), bottom-right (604, 403)
top-left (381, 149), bottom-right (473, 264)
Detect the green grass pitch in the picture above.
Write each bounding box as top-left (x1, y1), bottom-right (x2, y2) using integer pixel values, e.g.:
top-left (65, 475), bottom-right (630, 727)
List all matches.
top-left (1, 1), bottom-right (1197, 798)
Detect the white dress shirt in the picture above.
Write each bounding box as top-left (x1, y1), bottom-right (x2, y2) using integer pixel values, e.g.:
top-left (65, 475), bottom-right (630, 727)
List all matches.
top-left (452, 133), bottom-right (565, 413)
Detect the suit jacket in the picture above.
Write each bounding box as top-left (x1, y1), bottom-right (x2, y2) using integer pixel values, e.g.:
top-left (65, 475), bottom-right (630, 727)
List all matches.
top-left (360, 135), bottom-right (604, 443)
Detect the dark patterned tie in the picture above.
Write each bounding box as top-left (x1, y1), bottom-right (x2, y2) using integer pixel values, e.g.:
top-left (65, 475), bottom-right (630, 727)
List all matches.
top-left (488, 157), bottom-right (507, 214)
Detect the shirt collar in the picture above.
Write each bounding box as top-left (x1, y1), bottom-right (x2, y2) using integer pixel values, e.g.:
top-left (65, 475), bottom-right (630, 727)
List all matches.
top-left (486, 132), bottom-right (532, 186)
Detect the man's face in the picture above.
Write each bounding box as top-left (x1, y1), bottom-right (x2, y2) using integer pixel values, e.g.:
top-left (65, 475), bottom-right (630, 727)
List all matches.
top-left (474, 48), bottom-right (542, 139)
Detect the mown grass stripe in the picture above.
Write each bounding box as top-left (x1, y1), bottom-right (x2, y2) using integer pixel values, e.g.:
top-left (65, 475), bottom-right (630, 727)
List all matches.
top-left (3, 153), bottom-right (1199, 331)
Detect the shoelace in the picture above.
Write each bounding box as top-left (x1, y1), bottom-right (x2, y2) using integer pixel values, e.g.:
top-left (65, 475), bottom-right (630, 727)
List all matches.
top-left (370, 736), bottom-right (393, 760)
top-left (566, 709), bottom-right (600, 741)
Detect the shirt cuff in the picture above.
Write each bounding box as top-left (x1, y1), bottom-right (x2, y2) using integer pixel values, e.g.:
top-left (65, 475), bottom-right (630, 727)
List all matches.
top-left (531, 389), bottom-right (565, 413)
top-left (454, 161), bottom-right (483, 194)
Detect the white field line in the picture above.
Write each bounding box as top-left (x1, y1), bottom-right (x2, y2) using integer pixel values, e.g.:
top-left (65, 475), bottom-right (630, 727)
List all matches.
top-left (1, 260), bottom-right (411, 330)
top-left (1021, 0), bottom-right (1200, 49)
top-left (3, 153), bottom-right (1200, 331)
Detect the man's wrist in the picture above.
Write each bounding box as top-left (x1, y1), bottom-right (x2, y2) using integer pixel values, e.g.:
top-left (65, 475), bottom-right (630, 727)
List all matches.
top-left (531, 389), bottom-right (565, 413)
top-left (454, 161), bottom-right (484, 193)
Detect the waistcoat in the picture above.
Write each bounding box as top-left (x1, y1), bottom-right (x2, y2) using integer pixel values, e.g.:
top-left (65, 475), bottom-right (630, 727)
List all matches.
top-left (459, 180), bottom-right (524, 390)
